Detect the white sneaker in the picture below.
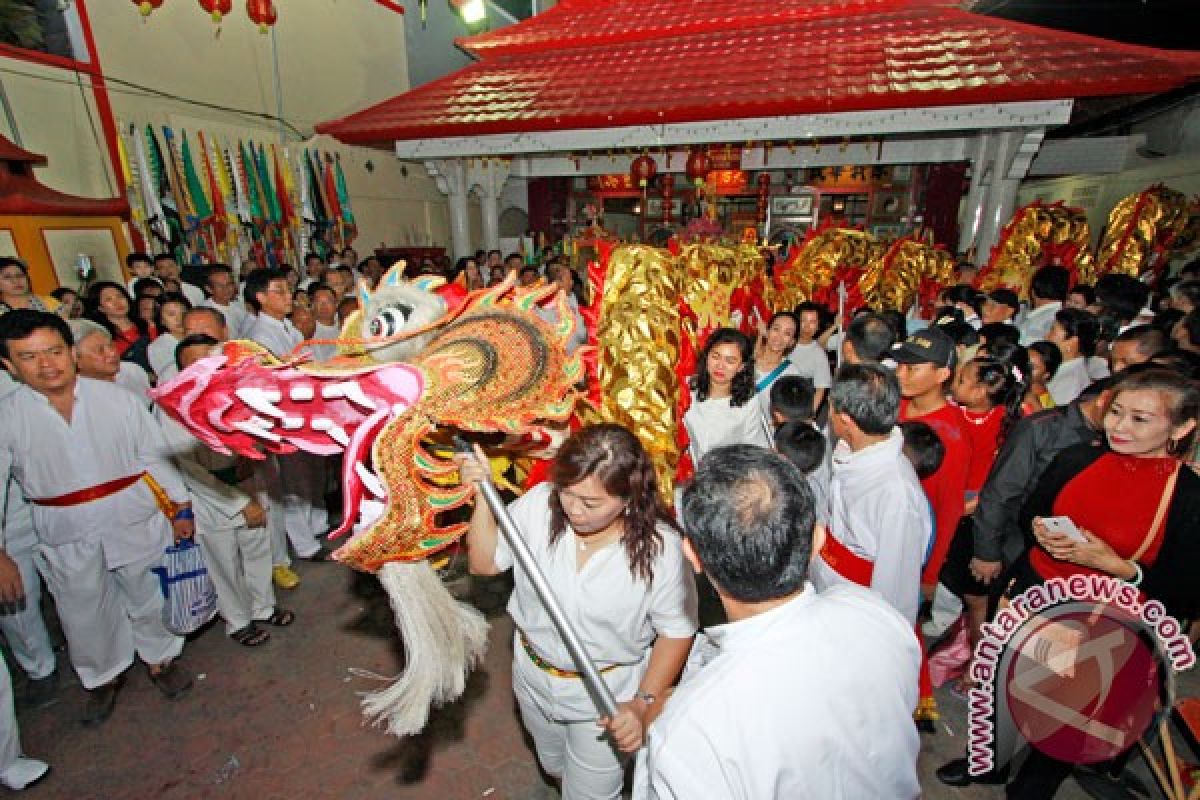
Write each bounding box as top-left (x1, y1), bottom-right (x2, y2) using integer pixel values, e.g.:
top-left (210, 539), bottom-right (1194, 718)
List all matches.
top-left (0, 757), bottom-right (50, 791)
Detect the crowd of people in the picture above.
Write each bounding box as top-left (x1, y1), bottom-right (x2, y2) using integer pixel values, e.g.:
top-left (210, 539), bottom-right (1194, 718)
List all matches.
top-left (1, 245), bottom-right (1199, 797)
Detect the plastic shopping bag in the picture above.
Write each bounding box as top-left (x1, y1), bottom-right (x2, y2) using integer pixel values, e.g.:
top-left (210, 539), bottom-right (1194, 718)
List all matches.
top-left (154, 540), bottom-right (218, 635)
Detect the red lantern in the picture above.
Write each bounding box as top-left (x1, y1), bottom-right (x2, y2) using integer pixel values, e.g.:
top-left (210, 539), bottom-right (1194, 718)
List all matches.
top-left (630, 154), bottom-right (657, 189)
top-left (200, 0), bottom-right (232, 23)
top-left (246, 0), bottom-right (276, 32)
top-left (134, 0), bottom-right (164, 16)
top-left (685, 149), bottom-right (712, 188)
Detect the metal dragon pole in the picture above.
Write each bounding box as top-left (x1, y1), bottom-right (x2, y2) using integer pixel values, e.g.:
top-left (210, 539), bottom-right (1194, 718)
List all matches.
top-left (455, 438), bottom-right (619, 720)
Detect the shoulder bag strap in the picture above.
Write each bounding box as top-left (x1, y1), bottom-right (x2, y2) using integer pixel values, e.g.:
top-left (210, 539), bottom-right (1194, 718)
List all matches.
top-left (1131, 462), bottom-right (1180, 563)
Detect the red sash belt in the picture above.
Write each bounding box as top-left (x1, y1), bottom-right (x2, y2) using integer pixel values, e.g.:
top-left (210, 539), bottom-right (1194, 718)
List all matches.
top-left (32, 472), bottom-right (176, 518)
top-left (32, 473), bottom-right (144, 507)
top-left (820, 531), bottom-right (875, 587)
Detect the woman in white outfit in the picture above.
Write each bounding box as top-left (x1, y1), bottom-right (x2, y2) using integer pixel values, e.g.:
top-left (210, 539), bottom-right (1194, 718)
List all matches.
top-left (683, 327), bottom-right (771, 466)
top-left (459, 424), bottom-right (697, 800)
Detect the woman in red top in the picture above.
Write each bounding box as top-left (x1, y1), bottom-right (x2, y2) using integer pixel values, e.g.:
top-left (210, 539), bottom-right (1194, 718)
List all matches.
top-left (84, 281), bottom-right (154, 373)
top-left (941, 369), bottom-right (1200, 795)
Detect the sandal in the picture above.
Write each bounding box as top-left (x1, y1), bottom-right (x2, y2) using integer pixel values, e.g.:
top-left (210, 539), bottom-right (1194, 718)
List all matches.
top-left (263, 608), bottom-right (295, 627)
top-left (230, 624), bottom-right (270, 647)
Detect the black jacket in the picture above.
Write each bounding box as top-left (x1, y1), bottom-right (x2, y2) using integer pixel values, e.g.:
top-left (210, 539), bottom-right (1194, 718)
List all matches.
top-left (970, 403), bottom-right (1102, 563)
top-left (1019, 442), bottom-right (1200, 622)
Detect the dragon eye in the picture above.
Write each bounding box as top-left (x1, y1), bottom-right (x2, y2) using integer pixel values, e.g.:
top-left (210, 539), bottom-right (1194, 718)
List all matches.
top-left (367, 305), bottom-right (413, 337)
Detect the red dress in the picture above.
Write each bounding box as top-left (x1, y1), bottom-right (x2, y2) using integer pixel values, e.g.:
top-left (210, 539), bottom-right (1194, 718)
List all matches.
top-left (961, 406), bottom-right (1005, 495)
top-left (900, 399), bottom-right (972, 587)
top-left (110, 322), bottom-right (148, 357)
top-left (1031, 453), bottom-right (1175, 582)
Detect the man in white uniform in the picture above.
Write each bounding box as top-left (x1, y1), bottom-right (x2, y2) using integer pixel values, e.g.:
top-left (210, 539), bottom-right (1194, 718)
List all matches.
top-left (243, 269), bottom-right (330, 563)
top-left (68, 319), bottom-right (152, 402)
top-left (638, 445), bottom-right (920, 799)
top-left (787, 302), bottom-right (833, 411)
top-left (812, 363), bottom-right (929, 625)
top-left (158, 334), bottom-right (292, 645)
top-left (1017, 265), bottom-right (1069, 346)
top-left (0, 661), bottom-right (49, 791)
top-left (0, 311), bottom-right (194, 727)
top-left (0, 372), bottom-right (58, 710)
top-left (1046, 307), bottom-right (1103, 406)
top-left (202, 264), bottom-right (251, 339)
top-left (153, 254), bottom-right (205, 308)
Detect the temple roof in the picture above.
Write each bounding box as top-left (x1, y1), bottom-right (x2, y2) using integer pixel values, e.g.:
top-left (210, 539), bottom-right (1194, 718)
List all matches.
top-left (0, 133), bottom-right (128, 217)
top-left (317, 0), bottom-right (1200, 147)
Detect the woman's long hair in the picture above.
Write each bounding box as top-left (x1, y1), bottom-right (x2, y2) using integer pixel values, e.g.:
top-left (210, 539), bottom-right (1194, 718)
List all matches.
top-left (547, 424), bottom-right (675, 584)
top-left (691, 327), bottom-right (756, 406)
top-left (85, 280), bottom-right (149, 338)
top-left (971, 340), bottom-right (1030, 448)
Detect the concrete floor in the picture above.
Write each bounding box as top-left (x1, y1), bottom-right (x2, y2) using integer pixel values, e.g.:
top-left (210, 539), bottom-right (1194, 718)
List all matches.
top-left (5, 559), bottom-right (1189, 799)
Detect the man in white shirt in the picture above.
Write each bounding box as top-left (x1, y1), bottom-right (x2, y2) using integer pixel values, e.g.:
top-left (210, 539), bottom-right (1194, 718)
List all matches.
top-left (298, 253), bottom-right (326, 292)
top-left (788, 302), bottom-right (832, 411)
top-left (202, 264), bottom-right (250, 339)
top-left (0, 373), bottom-right (58, 711)
top-left (637, 445), bottom-right (920, 799)
top-left (153, 254), bottom-right (205, 308)
top-left (1017, 265), bottom-right (1069, 346)
top-left (308, 284), bottom-right (342, 362)
top-left (67, 319), bottom-right (152, 403)
top-left (0, 311), bottom-right (194, 727)
top-left (812, 363), bottom-right (930, 625)
top-left (244, 270), bottom-right (330, 563)
top-left (1046, 308), bottom-right (1102, 406)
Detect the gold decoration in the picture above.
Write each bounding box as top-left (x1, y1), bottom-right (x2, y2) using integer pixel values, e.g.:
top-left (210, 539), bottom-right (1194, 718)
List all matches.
top-left (977, 201), bottom-right (1092, 297)
top-left (587, 245), bottom-right (684, 500)
top-left (1096, 186), bottom-right (1189, 279)
top-left (773, 228), bottom-right (880, 310)
top-left (862, 236), bottom-right (951, 312)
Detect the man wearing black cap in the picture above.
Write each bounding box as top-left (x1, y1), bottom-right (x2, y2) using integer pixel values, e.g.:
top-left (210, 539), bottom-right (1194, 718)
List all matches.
top-left (891, 327), bottom-right (972, 590)
top-left (981, 289), bottom-right (1020, 325)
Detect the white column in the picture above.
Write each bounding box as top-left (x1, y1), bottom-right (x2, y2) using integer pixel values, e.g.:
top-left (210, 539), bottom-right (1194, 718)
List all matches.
top-left (469, 160), bottom-right (512, 255)
top-left (974, 130), bottom-right (1022, 265)
top-left (424, 159), bottom-right (470, 260)
top-left (957, 132), bottom-right (994, 263)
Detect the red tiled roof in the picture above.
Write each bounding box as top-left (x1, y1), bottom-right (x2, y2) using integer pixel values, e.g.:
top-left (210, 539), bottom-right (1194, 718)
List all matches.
top-left (317, 0), bottom-right (1200, 147)
top-left (0, 134), bottom-right (128, 217)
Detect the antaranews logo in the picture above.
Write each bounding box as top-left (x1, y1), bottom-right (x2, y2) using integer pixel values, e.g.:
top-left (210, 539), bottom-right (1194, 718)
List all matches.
top-left (967, 575), bottom-right (1194, 776)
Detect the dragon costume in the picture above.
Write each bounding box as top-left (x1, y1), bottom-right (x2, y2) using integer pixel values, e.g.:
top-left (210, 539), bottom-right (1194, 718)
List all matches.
top-left (151, 264), bottom-right (581, 736)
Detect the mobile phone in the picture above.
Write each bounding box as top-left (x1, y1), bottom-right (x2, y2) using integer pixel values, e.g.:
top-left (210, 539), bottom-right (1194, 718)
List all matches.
top-left (1041, 516), bottom-right (1087, 543)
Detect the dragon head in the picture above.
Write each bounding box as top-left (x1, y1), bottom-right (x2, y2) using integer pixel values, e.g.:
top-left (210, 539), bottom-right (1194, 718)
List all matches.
top-left (151, 272), bottom-right (582, 573)
top-left (340, 261), bottom-right (451, 364)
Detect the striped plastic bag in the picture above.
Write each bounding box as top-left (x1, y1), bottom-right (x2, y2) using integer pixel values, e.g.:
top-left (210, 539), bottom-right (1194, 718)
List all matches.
top-left (154, 540), bottom-right (218, 635)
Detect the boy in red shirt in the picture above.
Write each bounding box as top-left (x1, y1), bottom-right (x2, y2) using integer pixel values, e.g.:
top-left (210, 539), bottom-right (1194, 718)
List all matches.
top-left (892, 327), bottom-right (973, 591)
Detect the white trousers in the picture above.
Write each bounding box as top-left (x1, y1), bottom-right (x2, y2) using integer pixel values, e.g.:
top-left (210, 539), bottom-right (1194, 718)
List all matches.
top-left (514, 658), bottom-right (625, 800)
top-left (195, 525), bottom-right (275, 634)
top-left (262, 454), bottom-right (325, 560)
top-left (35, 542), bottom-right (183, 689)
top-left (0, 530), bottom-right (55, 681)
top-left (0, 661), bottom-right (20, 773)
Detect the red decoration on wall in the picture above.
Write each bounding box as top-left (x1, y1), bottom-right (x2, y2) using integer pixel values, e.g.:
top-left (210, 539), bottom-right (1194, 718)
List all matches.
top-left (199, 0), bottom-right (232, 23)
top-left (630, 154), bottom-right (657, 189)
top-left (134, 0), bottom-right (164, 16)
top-left (685, 149), bottom-right (711, 187)
top-left (756, 172), bottom-right (771, 226)
top-left (246, 0), bottom-right (277, 32)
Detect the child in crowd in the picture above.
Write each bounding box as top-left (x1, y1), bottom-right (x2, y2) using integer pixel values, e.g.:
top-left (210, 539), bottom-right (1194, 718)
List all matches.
top-left (1025, 340), bottom-right (1062, 413)
top-left (774, 419), bottom-right (829, 524)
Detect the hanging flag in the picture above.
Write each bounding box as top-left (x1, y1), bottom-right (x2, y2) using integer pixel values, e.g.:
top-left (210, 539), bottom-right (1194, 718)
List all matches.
top-left (146, 126), bottom-right (186, 256)
top-left (200, 132), bottom-right (236, 234)
top-left (333, 153), bottom-right (357, 244)
top-left (115, 126), bottom-right (148, 251)
top-left (321, 152), bottom-right (343, 247)
top-left (180, 131), bottom-right (213, 224)
top-left (254, 143), bottom-right (282, 225)
top-left (297, 149), bottom-right (315, 225)
top-left (226, 141), bottom-right (252, 225)
top-left (239, 141), bottom-right (264, 224)
top-left (306, 149), bottom-right (328, 225)
top-left (131, 124), bottom-right (170, 246)
top-left (270, 145), bottom-right (295, 227)
top-left (196, 132), bottom-right (229, 251)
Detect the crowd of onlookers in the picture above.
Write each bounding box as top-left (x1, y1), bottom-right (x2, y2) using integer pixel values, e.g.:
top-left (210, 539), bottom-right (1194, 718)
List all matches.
top-left (2, 243), bottom-right (1198, 795)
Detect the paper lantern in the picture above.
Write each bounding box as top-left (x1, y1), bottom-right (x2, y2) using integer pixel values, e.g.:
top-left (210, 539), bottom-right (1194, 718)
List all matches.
top-left (630, 154), bottom-right (657, 189)
top-left (134, 0), bottom-right (165, 16)
top-left (200, 0), bottom-right (232, 23)
top-left (685, 149), bottom-right (712, 188)
top-left (246, 0), bottom-right (277, 32)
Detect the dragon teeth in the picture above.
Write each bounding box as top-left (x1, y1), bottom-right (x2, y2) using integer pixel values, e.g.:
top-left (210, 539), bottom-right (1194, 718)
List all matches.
top-left (355, 463), bottom-right (386, 499)
top-left (320, 380), bottom-right (377, 411)
top-left (280, 417), bottom-right (304, 430)
top-left (310, 417), bottom-right (350, 446)
top-left (235, 388), bottom-right (286, 419)
top-left (233, 420), bottom-right (282, 443)
top-left (289, 385), bottom-right (315, 402)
